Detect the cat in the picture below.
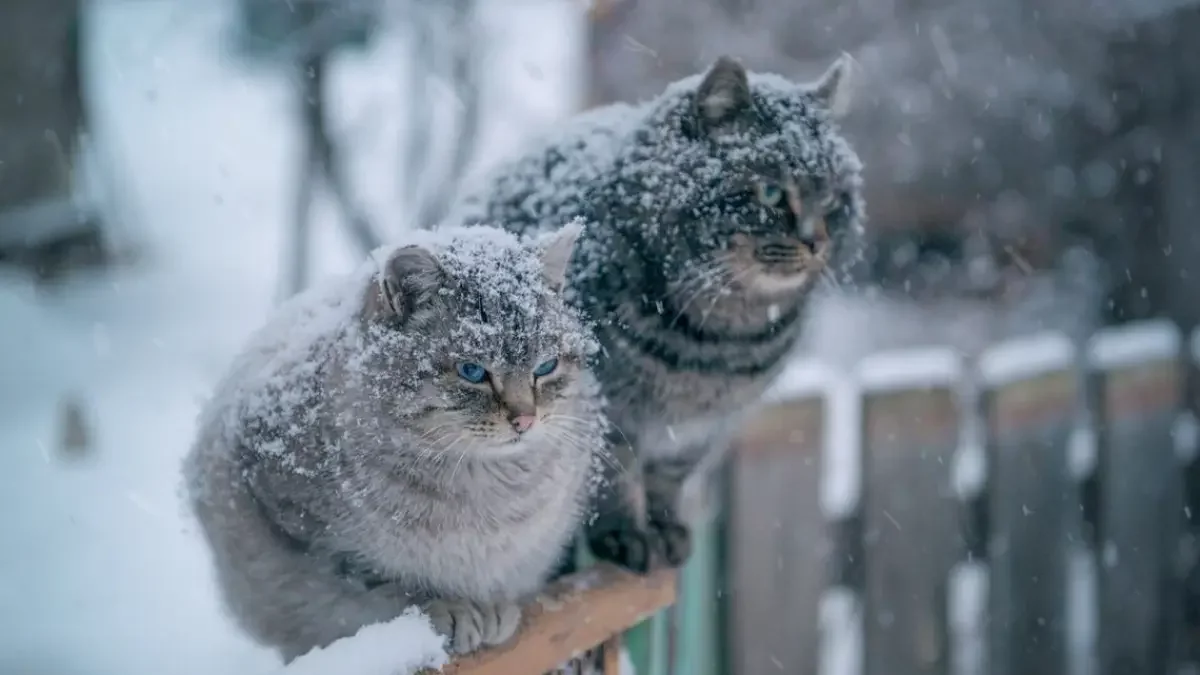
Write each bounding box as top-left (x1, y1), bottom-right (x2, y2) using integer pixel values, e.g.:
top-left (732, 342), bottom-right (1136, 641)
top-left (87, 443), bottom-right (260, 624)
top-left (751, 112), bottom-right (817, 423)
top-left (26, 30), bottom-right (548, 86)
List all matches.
top-left (183, 221), bottom-right (606, 661)
top-left (451, 55), bottom-right (865, 573)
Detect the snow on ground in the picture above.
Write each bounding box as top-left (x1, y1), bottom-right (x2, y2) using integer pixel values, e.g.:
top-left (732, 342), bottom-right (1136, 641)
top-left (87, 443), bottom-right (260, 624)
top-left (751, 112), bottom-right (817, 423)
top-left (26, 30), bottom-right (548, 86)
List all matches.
top-left (0, 1), bottom-right (581, 673)
top-left (275, 610), bottom-right (448, 675)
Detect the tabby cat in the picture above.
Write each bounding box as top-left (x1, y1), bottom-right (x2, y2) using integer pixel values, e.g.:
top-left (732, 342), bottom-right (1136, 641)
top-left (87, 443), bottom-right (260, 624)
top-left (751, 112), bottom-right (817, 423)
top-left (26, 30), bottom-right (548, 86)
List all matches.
top-left (453, 55), bottom-right (865, 572)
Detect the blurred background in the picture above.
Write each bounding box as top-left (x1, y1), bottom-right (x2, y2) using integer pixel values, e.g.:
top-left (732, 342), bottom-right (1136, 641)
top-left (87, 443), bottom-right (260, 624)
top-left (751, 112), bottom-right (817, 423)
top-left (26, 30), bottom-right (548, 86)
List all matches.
top-left (2, 0), bottom-right (1199, 674)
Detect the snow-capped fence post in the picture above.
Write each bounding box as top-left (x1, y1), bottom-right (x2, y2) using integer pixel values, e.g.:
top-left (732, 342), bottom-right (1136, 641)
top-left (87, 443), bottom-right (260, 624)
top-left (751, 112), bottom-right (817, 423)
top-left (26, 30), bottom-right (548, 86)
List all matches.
top-left (726, 362), bottom-right (833, 675)
top-left (978, 333), bottom-right (1079, 675)
top-left (1085, 319), bottom-right (1185, 675)
top-left (1181, 326), bottom-right (1200, 668)
top-left (855, 348), bottom-right (963, 675)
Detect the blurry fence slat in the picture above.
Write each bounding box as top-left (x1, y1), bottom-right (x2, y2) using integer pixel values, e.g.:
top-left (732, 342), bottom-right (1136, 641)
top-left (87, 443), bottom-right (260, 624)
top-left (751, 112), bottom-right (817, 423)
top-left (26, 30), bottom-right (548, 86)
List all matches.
top-left (1182, 328), bottom-right (1200, 667)
top-left (731, 391), bottom-right (828, 675)
top-left (1088, 321), bottom-right (1185, 675)
top-left (858, 349), bottom-right (963, 675)
top-left (979, 333), bottom-right (1079, 675)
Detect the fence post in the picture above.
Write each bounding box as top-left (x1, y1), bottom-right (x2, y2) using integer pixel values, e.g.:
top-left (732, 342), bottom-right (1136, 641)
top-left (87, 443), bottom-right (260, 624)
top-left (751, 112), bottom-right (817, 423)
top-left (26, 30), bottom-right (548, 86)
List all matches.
top-left (1181, 326), bottom-right (1200, 670)
top-left (1087, 320), bottom-right (1184, 675)
top-left (978, 332), bottom-right (1078, 675)
top-left (856, 348), bottom-right (963, 675)
top-left (822, 373), bottom-right (864, 675)
top-left (728, 361), bottom-right (833, 675)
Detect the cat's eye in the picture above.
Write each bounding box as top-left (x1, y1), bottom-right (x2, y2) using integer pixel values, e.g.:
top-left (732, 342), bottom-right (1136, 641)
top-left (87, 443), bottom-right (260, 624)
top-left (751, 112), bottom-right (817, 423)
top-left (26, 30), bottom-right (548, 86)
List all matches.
top-left (533, 357), bottom-right (559, 378)
top-left (755, 182), bottom-right (784, 207)
top-left (457, 362), bottom-right (488, 384)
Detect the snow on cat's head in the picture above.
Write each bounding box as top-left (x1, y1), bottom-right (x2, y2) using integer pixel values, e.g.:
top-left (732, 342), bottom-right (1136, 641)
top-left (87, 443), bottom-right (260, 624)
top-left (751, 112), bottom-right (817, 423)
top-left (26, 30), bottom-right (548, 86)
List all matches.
top-left (600, 54), bottom-right (866, 298)
top-left (349, 221), bottom-right (600, 458)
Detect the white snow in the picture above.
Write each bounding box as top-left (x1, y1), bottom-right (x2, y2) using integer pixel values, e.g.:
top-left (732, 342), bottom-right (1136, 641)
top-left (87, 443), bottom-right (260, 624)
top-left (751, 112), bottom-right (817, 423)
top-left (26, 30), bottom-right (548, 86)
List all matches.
top-left (1066, 544), bottom-right (1098, 675)
top-left (1174, 411), bottom-right (1200, 463)
top-left (978, 331), bottom-right (1076, 387)
top-left (821, 377), bottom-right (863, 519)
top-left (948, 561), bottom-right (989, 675)
top-left (1067, 422), bottom-right (1098, 480)
top-left (1086, 318), bottom-right (1182, 371)
top-left (764, 357), bottom-right (838, 402)
top-left (951, 412), bottom-right (987, 500)
top-left (818, 586), bottom-right (863, 675)
top-left (0, 1), bottom-right (580, 673)
top-left (276, 609), bottom-right (448, 675)
top-left (854, 346), bottom-right (963, 392)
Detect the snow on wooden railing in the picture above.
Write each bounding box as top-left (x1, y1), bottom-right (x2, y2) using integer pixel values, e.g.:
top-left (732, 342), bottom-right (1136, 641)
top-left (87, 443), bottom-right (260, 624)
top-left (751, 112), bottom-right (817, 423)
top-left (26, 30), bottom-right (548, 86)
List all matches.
top-left (432, 564), bottom-right (677, 675)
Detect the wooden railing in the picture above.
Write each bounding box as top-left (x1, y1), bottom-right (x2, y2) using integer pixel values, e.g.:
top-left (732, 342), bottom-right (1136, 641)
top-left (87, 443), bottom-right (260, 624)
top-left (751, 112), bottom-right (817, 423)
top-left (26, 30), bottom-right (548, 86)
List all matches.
top-left (432, 565), bottom-right (678, 675)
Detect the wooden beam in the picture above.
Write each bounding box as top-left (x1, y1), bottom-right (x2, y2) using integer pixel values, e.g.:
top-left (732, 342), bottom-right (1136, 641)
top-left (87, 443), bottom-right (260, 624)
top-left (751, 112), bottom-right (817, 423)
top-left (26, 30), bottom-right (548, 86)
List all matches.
top-left (432, 564), bottom-right (677, 675)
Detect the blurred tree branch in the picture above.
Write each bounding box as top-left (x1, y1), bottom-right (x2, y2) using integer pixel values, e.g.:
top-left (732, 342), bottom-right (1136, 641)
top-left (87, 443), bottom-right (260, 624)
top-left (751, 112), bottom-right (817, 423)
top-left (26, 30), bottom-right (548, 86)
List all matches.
top-left (403, 0), bottom-right (482, 230)
top-left (239, 0), bottom-right (484, 295)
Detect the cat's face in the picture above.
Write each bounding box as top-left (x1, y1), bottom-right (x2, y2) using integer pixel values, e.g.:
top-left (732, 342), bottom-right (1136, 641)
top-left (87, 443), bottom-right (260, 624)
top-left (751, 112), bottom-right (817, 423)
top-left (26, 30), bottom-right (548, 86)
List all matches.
top-left (637, 55), bottom-right (864, 298)
top-left (357, 223), bottom-right (599, 460)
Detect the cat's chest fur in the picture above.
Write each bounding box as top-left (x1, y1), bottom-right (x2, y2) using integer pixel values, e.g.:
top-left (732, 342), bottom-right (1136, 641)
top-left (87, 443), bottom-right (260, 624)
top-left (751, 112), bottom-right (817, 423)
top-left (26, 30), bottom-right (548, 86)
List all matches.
top-left (601, 353), bottom-right (784, 459)
top-left (329, 454), bottom-right (588, 601)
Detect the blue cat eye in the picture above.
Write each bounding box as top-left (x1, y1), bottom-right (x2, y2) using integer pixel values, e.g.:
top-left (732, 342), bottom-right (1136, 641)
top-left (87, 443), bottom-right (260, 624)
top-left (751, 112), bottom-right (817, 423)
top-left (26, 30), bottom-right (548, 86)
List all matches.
top-left (457, 362), bottom-right (487, 384)
top-left (533, 357), bottom-right (559, 378)
top-left (756, 182), bottom-right (784, 207)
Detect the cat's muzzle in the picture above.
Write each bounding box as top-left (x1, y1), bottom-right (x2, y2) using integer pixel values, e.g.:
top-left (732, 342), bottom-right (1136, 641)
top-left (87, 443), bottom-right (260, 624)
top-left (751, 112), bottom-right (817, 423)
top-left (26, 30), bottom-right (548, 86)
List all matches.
top-left (752, 236), bottom-right (826, 275)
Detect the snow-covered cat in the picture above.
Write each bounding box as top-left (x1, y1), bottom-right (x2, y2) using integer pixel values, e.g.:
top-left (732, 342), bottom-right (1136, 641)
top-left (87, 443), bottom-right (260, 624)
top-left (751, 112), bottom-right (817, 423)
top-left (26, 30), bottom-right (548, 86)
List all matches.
top-left (453, 55), bottom-right (865, 572)
top-left (184, 222), bottom-right (605, 661)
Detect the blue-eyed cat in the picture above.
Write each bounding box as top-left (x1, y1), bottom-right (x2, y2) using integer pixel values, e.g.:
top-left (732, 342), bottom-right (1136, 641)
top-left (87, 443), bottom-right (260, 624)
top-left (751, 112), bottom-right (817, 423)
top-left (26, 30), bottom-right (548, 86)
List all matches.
top-left (452, 55), bottom-right (865, 572)
top-left (183, 222), bottom-right (605, 661)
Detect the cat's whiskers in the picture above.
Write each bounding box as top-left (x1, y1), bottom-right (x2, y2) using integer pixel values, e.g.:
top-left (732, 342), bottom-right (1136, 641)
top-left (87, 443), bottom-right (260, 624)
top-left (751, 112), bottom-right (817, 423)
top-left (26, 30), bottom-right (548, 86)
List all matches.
top-left (411, 424), bottom-right (457, 460)
top-left (415, 432), bottom-right (459, 465)
top-left (667, 258), bottom-right (732, 328)
top-left (695, 263), bottom-right (759, 332)
top-left (541, 427), bottom-right (624, 475)
top-left (819, 266), bottom-right (843, 290)
top-left (540, 416), bottom-right (627, 475)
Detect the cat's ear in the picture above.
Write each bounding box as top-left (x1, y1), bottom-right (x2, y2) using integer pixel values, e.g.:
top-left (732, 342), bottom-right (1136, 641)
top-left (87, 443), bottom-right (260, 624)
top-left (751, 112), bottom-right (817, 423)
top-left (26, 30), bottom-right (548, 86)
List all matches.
top-left (536, 220), bottom-right (584, 293)
top-left (367, 245), bottom-right (445, 322)
top-left (694, 55), bottom-right (752, 131)
top-left (809, 53), bottom-right (857, 119)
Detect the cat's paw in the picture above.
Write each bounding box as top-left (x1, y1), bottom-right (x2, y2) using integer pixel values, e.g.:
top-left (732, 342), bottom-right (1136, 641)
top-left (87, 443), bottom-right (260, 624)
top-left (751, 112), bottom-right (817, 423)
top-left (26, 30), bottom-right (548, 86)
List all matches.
top-left (649, 513), bottom-right (693, 567)
top-left (588, 516), bottom-right (692, 574)
top-left (424, 598), bottom-right (523, 655)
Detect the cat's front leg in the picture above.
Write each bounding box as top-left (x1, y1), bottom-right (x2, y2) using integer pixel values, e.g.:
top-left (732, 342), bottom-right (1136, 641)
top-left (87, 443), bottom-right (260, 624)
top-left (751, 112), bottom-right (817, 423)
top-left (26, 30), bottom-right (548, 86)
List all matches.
top-left (640, 455), bottom-right (694, 567)
top-left (423, 597), bottom-right (523, 655)
top-left (587, 451), bottom-right (694, 573)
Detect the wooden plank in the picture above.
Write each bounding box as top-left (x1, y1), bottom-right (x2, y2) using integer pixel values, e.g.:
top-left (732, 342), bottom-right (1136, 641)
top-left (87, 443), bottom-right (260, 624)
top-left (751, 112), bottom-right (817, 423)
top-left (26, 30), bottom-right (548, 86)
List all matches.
top-left (731, 396), bottom-right (827, 675)
top-left (985, 364), bottom-right (1079, 675)
top-left (862, 384), bottom-right (959, 675)
top-left (737, 397), bottom-right (824, 459)
top-left (1088, 322), bottom-right (1185, 675)
top-left (435, 565), bottom-right (676, 675)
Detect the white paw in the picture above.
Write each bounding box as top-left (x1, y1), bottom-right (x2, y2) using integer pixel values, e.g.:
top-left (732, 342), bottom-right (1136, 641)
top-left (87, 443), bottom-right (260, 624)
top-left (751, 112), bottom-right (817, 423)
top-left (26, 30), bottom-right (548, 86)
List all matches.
top-left (425, 599), bottom-right (523, 655)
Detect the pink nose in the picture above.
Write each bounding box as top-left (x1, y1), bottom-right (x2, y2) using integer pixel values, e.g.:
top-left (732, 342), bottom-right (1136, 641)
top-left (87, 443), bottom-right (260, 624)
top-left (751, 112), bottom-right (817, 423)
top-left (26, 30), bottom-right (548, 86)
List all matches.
top-left (511, 415), bottom-right (536, 433)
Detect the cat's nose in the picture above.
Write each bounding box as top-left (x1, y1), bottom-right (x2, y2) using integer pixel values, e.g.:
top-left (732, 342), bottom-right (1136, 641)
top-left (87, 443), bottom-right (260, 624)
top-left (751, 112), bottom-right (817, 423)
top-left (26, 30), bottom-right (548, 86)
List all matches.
top-left (511, 415), bottom-right (536, 434)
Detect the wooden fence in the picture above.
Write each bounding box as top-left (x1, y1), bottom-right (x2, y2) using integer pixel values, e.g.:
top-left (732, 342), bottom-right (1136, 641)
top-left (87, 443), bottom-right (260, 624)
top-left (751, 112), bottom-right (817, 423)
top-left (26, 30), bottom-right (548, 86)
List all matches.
top-left (446, 317), bottom-right (1200, 675)
top-left (727, 317), bottom-right (1198, 675)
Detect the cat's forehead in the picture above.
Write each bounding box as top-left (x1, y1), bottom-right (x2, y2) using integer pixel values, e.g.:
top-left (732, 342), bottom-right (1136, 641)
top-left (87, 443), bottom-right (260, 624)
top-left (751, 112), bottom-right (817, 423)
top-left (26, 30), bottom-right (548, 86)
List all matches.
top-left (746, 89), bottom-right (858, 182)
top-left (435, 270), bottom-right (590, 367)
top-left (652, 77), bottom-right (862, 193)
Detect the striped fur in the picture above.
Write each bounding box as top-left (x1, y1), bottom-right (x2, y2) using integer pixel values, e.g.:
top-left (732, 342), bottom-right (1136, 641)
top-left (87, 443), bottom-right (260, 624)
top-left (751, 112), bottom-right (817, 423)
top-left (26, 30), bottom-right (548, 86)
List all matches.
top-left (455, 55), bottom-right (865, 571)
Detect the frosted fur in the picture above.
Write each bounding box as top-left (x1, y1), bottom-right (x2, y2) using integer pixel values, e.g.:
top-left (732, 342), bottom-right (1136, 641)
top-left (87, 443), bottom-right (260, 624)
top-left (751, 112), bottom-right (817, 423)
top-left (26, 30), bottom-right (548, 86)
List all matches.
top-left (452, 56), bottom-right (865, 571)
top-left (184, 224), bottom-right (606, 660)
